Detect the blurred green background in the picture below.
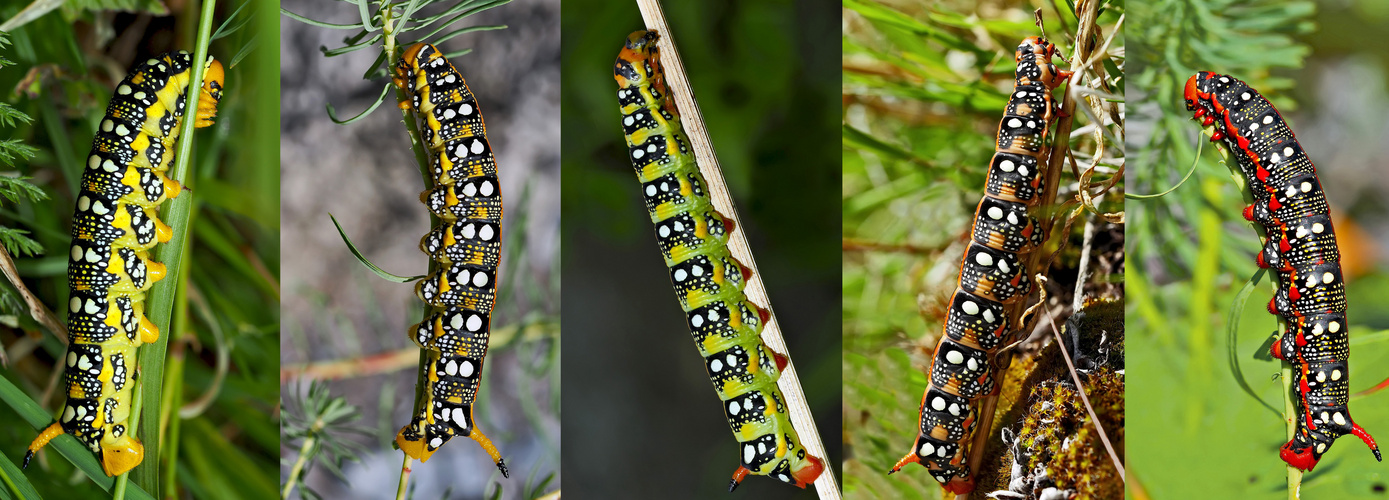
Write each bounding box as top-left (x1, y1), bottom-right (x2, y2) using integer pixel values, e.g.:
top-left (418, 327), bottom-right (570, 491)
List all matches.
top-left (843, 0), bottom-right (1124, 498)
top-left (560, 0), bottom-right (841, 498)
top-left (0, 0), bottom-right (280, 497)
top-left (1127, 0), bottom-right (1389, 497)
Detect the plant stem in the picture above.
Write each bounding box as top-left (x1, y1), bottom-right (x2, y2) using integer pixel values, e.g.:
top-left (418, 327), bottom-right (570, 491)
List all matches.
top-left (281, 433), bottom-right (318, 499)
top-left (395, 454), bottom-right (414, 500)
top-left (135, 0), bottom-right (219, 493)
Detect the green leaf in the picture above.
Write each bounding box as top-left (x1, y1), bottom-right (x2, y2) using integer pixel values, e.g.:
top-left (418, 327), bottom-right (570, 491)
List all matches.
top-left (329, 214), bottom-right (424, 283)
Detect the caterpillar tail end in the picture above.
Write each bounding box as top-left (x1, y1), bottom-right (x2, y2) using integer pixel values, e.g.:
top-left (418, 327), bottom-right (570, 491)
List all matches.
top-left (728, 465), bottom-right (751, 492)
top-left (467, 428), bottom-right (508, 478)
top-left (24, 422), bottom-right (64, 469)
top-left (887, 451), bottom-right (919, 475)
top-left (1352, 422), bottom-right (1383, 461)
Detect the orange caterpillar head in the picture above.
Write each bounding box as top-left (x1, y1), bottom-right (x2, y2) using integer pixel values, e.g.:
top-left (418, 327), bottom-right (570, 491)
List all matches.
top-left (1015, 36), bottom-right (1068, 88)
top-left (614, 30), bottom-right (662, 89)
top-left (195, 56), bottom-right (225, 127)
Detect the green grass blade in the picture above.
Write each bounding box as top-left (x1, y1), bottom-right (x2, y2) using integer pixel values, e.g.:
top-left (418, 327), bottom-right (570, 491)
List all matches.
top-left (330, 214), bottom-right (425, 283)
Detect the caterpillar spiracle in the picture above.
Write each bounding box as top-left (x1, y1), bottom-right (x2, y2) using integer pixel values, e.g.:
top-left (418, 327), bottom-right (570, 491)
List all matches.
top-left (391, 42), bottom-right (509, 478)
top-left (22, 51), bottom-right (224, 477)
top-left (886, 37), bottom-right (1069, 494)
top-left (613, 30), bottom-right (826, 491)
top-left (1183, 71), bottom-right (1382, 471)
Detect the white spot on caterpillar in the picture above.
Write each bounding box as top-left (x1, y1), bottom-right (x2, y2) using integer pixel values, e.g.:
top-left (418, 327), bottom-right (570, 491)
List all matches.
top-left (1317, 371), bottom-right (1327, 382)
top-left (1006, 212), bottom-right (1019, 225)
top-left (646, 185), bottom-right (657, 196)
top-left (624, 116), bottom-right (634, 126)
top-left (931, 397), bottom-right (946, 411)
top-left (479, 224), bottom-right (495, 241)
top-left (1249, 123), bottom-right (1260, 131)
top-left (1019, 165), bottom-right (1029, 176)
top-left (1332, 369), bottom-right (1342, 381)
top-left (729, 401), bottom-right (740, 415)
top-left (449, 314), bottom-right (464, 330)
top-left (103, 159), bottom-right (118, 172)
top-left (692, 314), bottom-right (704, 327)
top-left (1334, 412), bottom-right (1347, 426)
top-left (62, 406), bottom-right (75, 423)
top-left (983, 309), bottom-right (995, 324)
top-left (77, 355), bottom-right (92, 371)
top-left (999, 260), bottom-right (1011, 273)
top-left (1284, 147), bottom-right (1295, 157)
top-left (445, 359), bottom-right (459, 376)
top-left (470, 140), bottom-right (485, 155)
top-left (966, 358), bottom-right (978, 371)
top-left (1241, 92), bottom-right (1251, 100)
top-left (461, 104), bottom-right (473, 116)
top-left (69, 297), bottom-right (81, 313)
top-left (633, 148), bottom-right (645, 159)
top-left (987, 207), bottom-right (1004, 220)
top-left (948, 403), bottom-right (961, 416)
top-left (117, 85), bottom-right (132, 95)
top-left (88, 155), bottom-right (100, 169)
top-left (461, 223), bottom-right (477, 239)
top-left (467, 314), bottom-right (483, 332)
top-left (1312, 223), bottom-right (1325, 234)
top-left (945, 350), bottom-right (964, 364)
top-left (920, 442), bottom-right (935, 456)
top-left (460, 360), bottom-right (474, 377)
top-left (1271, 153), bottom-right (1281, 163)
top-left (744, 444), bottom-right (755, 462)
top-left (1263, 116), bottom-right (1274, 124)
top-left (101, 120), bottom-right (113, 133)
top-left (674, 269), bottom-right (688, 282)
top-left (658, 224), bottom-right (670, 238)
top-left (1008, 118), bottom-right (1022, 128)
top-left (430, 437), bottom-right (443, 449)
top-left (480, 180), bottom-right (495, 197)
top-left (961, 301), bottom-right (979, 315)
top-left (471, 271), bottom-right (488, 287)
top-left (1329, 321), bottom-right (1341, 333)
top-left (711, 359), bottom-right (723, 373)
top-left (84, 299), bottom-right (100, 314)
top-left (691, 264), bottom-right (704, 277)
top-left (999, 160), bottom-right (1016, 172)
top-left (975, 252), bottom-right (994, 267)
top-left (1323, 272), bottom-right (1335, 284)
top-left (85, 248), bottom-right (100, 263)
top-left (67, 352), bottom-right (77, 366)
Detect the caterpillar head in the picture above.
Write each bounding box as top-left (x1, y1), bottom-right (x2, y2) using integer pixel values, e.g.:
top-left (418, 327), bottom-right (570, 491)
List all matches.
top-left (1014, 36), bottom-right (1066, 88)
top-left (100, 434), bottom-right (144, 477)
top-left (196, 56), bottom-right (224, 127)
top-left (1183, 71), bottom-right (1221, 126)
top-left (614, 30), bottom-right (662, 88)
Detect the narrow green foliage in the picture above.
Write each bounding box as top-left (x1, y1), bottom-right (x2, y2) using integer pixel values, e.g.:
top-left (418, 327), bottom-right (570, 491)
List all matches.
top-left (281, 382), bottom-right (373, 499)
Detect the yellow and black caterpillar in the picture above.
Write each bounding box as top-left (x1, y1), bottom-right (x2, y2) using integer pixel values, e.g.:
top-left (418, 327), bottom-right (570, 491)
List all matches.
top-left (23, 51), bottom-right (224, 477)
top-left (613, 30), bottom-right (825, 491)
top-left (391, 42), bottom-right (508, 478)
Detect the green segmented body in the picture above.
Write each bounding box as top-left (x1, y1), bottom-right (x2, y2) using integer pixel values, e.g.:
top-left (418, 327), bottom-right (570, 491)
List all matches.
top-left (613, 30), bottom-right (824, 491)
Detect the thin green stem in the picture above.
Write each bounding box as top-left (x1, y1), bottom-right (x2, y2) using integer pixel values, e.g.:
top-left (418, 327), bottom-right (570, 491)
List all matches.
top-left (281, 433), bottom-right (317, 499)
top-left (136, 0), bottom-right (219, 493)
top-left (395, 454), bottom-right (413, 500)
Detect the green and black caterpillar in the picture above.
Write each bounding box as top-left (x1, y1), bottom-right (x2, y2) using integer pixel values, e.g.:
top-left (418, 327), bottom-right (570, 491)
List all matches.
top-left (24, 51), bottom-right (224, 477)
top-left (886, 36), bottom-right (1068, 494)
top-left (391, 42), bottom-right (508, 478)
top-left (613, 29), bottom-right (825, 491)
top-left (1184, 71), bottom-right (1381, 471)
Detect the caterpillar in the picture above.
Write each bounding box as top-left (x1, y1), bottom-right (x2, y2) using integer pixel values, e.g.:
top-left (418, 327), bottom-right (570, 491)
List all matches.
top-left (390, 42), bottom-right (509, 478)
top-left (22, 51), bottom-right (224, 477)
top-left (1183, 71), bottom-right (1382, 471)
top-left (613, 30), bottom-right (825, 491)
top-left (886, 36), bottom-right (1069, 494)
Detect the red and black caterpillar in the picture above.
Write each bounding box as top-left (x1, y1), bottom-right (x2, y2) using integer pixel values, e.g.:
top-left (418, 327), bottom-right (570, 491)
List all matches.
top-left (23, 51), bottom-right (224, 477)
top-left (1184, 72), bottom-right (1381, 471)
top-left (391, 42), bottom-right (508, 478)
top-left (614, 30), bottom-right (825, 491)
top-left (887, 37), bottom-right (1068, 494)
